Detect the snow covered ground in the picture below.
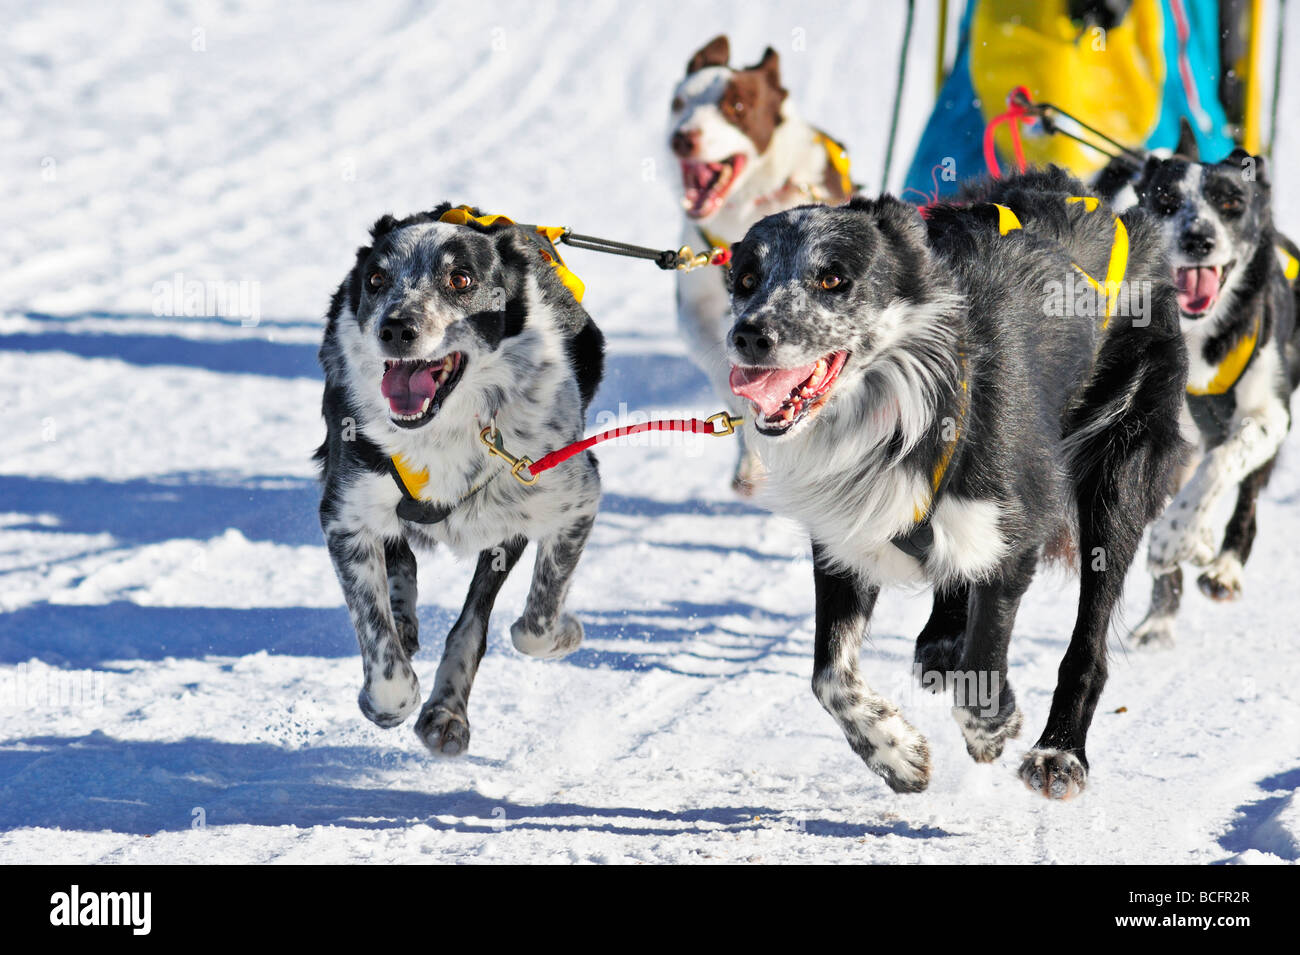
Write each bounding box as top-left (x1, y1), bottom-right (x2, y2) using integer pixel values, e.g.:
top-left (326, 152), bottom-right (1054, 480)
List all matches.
top-left (1, 0), bottom-right (1298, 864)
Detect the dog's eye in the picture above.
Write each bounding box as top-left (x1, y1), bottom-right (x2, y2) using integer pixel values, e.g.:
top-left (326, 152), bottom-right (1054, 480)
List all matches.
top-left (448, 270), bottom-right (473, 291)
top-left (819, 273), bottom-right (844, 291)
top-left (1218, 196), bottom-right (1244, 213)
top-left (671, 96), bottom-right (685, 112)
top-left (367, 269), bottom-right (387, 292)
top-left (737, 271), bottom-right (758, 293)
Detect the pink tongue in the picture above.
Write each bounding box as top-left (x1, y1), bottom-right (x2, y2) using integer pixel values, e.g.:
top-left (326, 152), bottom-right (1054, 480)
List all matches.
top-left (381, 363), bottom-right (440, 415)
top-left (683, 162), bottom-right (720, 191)
top-left (1176, 267), bottom-right (1219, 314)
top-left (729, 363), bottom-right (817, 417)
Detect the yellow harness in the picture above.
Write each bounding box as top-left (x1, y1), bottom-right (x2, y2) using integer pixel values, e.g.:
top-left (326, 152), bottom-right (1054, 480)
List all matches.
top-left (438, 206), bottom-right (587, 303)
top-left (990, 196), bottom-right (1130, 331)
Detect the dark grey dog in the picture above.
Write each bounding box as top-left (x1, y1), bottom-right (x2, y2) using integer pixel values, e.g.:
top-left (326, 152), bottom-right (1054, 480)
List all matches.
top-left (316, 205), bottom-right (603, 755)
top-left (725, 168), bottom-right (1186, 798)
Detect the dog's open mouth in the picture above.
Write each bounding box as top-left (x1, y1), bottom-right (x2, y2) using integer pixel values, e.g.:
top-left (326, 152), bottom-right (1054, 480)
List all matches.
top-left (1174, 262), bottom-right (1233, 317)
top-left (380, 353), bottom-right (464, 428)
top-left (681, 154), bottom-right (747, 220)
top-left (729, 351), bottom-right (848, 436)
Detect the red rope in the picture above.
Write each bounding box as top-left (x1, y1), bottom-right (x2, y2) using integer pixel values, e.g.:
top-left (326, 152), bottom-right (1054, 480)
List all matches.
top-left (527, 417), bottom-right (727, 477)
top-left (983, 86), bottom-right (1032, 178)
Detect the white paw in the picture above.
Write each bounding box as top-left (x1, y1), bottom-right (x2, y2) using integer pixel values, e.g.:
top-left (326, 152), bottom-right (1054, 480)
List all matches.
top-left (953, 703), bottom-right (1023, 763)
top-left (357, 665), bottom-right (421, 728)
top-left (1197, 552), bottom-right (1244, 602)
top-left (511, 613), bottom-right (583, 659)
top-left (414, 703), bottom-right (470, 757)
top-left (862, 712), bottom-right (932, 794)
top-left (1130, 612), bottom-right (1176, 649)
top-left (1019, 748), bottom-right (1088, 800)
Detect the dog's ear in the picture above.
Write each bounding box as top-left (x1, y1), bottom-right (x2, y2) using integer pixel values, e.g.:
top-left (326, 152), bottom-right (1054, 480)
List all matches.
top-left (1226, 147), bottom-right (1268, 186)
top-left (687, 35), bottom-right (729, 74)
top-left (369, 214), bottom-right (399, 240)
top-left (1174, 117), bottom-right (1199, 160)
top-left (488, 227), bottom-right (534, 338)
top-left (751, 47), bottom-right (781, 86)
top-left (847, 195), bottom-right (928, 250)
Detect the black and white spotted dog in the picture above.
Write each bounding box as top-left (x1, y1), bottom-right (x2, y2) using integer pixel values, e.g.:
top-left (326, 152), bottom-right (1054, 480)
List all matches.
top-left (725, 168), bottom-right (1187, 798)
top-left (670, 34), bottom-right (855, 494)
top-left (1117, 139), bottom-right (1300, 648)
top-left (316, 204), bottom-right (604, 755)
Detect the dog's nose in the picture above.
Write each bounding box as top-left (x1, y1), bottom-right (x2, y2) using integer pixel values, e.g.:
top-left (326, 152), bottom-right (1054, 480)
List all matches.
top-left (670, 129), bottom-right (698, 158)
top-left (378, 314), bottom-right (419, 346)
top-left (1180, 230), bottom-right (1215, 259)
top-left (730, 322), bottom-right (777, 364)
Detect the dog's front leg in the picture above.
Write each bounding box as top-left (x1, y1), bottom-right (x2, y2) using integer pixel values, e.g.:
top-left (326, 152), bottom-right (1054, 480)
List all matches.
top-left (1148, 404), bottom-right (1289, 570)
top-left (414, 536), bottom-right (527, 756)
top-left (1197, 458), bottom-right (1276, 601)
top-left (950, 550), bottom-right (1036, 763)
top-left (385, 538), bottom-right (419, 656)
top-left (510, 512), bottom-right (595, 659)
top-left (324, 527), bottom-right (421, 729)
top-left (810, 543), bottom-right (931, 793)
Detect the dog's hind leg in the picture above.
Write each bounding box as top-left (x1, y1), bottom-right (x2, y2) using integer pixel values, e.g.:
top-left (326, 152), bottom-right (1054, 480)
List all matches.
top-left (811, 543), bottom-right (931, 793)
top-left (913, 582), bottom-right (970, 692)
top-left (385, 538), bottom-right (419, 656)
top-left (414, 535), bottom-right (527, 757)
top-left (324, 527), bottom-right (422, 729)
top-left (1130, 568), bottom-right (1183, 649)
top-left (1023, 444), bottom-right (1166, 798)
top-left (510, 512), bottom-right (595, 659)
top-left (1198, 459), bottom-right (1275, 601)
top-left (951, 550), bottom-right (1036, 763)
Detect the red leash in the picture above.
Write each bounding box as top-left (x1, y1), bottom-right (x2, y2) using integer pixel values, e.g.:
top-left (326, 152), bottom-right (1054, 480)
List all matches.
top-left (480, 412), bottom-right (742, 485)
top-left (983, 85), bottom-right (1032, 179)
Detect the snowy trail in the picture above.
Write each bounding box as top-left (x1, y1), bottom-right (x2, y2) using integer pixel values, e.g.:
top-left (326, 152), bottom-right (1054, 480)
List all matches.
top-left (1, 0), bottom-right (1298, 864)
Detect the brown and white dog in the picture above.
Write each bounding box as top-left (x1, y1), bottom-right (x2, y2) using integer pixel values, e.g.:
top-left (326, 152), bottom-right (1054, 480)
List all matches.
top-left (669, 35), bottom-right (855, 494)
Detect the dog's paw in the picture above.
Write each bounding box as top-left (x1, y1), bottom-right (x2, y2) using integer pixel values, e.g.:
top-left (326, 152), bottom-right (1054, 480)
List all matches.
top-left (414, 703), bottom-right (470, 757)
top-left (1129, 612), bottom-right (1176, 650)
top-left (511, 613), bottom-right (583, 659)
top-left (1148, 510), bottom-right (1217, 570)
top-left (1197, 552), bottom-right (1244, 602)
top-left (357, 665), bottom-right (420, 729)
top-left (953, 691), bottom-right (1022, 764)
top-left (1018, 748), bottom-right (1087, 800)
top-left (864, 714), bottom-right (932, 794)
top-left (913, 635), bottom-right (962, 693)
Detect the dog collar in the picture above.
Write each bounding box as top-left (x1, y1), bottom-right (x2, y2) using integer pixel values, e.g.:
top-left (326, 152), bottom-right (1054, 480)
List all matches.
top-left (892, 353), bottom-right (969, 560)
top-left (388, 451), bottom-right (500, 524)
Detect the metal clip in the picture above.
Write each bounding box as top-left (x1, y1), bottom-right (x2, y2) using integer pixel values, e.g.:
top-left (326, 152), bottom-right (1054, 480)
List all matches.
top-left (479, 425), bottom-right (539, 485)
top-left (674, 244), bottom-right (724, 272)
top-left (705, 411), bottom-right (744, 436)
